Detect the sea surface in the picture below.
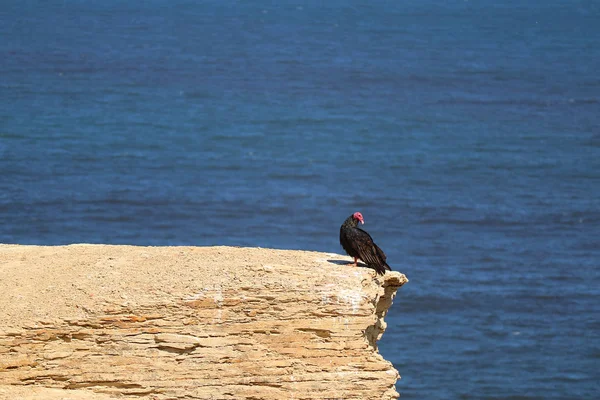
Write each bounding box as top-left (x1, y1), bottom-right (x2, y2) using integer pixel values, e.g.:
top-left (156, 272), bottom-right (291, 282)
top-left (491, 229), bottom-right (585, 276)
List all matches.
top-left (1, 1), bottom-right (599, 398)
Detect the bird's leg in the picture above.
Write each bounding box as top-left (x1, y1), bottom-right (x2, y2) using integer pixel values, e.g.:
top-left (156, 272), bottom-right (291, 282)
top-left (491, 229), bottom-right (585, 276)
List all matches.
top-left (353, 257), bottom-right (358, 267)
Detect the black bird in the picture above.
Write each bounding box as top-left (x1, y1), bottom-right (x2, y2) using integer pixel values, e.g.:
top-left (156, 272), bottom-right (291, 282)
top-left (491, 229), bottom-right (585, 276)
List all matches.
top-left (339, 212), bottom-right (392, 275)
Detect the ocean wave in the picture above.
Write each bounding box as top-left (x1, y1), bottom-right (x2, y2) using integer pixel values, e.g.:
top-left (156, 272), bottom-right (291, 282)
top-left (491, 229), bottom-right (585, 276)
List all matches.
top-left (434, 97), bottom-right (599, 107)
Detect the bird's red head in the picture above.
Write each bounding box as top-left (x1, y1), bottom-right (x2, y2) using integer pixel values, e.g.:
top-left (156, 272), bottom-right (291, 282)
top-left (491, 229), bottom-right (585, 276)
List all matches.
top-left (353, 211), bottom-right (364, 224)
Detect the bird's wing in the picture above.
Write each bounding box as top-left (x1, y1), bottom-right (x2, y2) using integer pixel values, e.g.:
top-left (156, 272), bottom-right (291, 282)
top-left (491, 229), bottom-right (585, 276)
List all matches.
top-left (373, 242), bottom-right (388, 264)
top-left (373, 243), bottom-right (391, 272)
top-left (350, 228), bottom-right (387, 267)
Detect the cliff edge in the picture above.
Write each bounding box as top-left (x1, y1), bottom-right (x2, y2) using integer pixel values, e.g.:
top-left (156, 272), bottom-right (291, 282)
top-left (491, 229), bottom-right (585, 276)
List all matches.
top-left (0, 244), bottom-right (408, 399)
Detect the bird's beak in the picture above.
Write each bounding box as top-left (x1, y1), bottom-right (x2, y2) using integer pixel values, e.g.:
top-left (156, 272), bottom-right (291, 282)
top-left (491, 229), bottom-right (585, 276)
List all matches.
top-left (360, 219), bottom-right (364, 224)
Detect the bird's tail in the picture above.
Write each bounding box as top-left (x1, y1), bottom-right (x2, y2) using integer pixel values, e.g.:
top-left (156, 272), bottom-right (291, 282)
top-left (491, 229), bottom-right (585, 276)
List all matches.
top-left (375, 262), bottom-right (392, 275)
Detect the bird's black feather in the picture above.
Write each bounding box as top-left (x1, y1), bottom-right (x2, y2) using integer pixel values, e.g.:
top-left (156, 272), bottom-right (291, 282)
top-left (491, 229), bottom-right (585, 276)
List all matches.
top-left (339, 214), bottom-right (391, 275)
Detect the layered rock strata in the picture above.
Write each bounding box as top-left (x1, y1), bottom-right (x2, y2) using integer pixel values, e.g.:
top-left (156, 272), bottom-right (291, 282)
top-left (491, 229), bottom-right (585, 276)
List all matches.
top-left (0, 244), bottom-right (408, 399)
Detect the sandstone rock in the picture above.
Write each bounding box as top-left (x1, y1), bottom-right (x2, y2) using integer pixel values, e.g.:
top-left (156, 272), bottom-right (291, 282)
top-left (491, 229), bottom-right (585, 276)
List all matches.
top-left (0, 244), bottom-right (408, 399)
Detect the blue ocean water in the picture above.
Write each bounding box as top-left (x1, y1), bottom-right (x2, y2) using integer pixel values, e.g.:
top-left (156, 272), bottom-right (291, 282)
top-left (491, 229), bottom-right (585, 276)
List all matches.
top-left (1, 0), bottom-right (599, 398)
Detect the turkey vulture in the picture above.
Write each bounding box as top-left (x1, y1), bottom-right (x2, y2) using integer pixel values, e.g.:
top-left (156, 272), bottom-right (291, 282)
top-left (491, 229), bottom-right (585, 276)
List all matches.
top-left (339, 212), bottom-right (391, 275)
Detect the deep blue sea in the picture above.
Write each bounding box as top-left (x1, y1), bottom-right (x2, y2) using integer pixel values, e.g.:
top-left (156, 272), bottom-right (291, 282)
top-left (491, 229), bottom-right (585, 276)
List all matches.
top-left (2, 1), bottom-right (599, 398)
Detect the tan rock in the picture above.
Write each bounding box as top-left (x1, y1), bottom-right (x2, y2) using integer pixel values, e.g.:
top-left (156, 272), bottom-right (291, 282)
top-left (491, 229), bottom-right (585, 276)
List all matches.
top-left (0, 386), bottom-right (120, 400)
top-left (0, 244), bottom-right (408, 399)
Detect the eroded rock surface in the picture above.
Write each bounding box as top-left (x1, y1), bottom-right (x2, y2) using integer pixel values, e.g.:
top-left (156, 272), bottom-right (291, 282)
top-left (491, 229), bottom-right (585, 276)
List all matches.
top-left (0, 245), bottom-right (407, 399)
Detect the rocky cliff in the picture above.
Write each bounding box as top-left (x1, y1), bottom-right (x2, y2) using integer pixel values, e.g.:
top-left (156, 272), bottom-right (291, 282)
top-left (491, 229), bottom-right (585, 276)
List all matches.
top-left (0, 244), bottom-right (408, 400)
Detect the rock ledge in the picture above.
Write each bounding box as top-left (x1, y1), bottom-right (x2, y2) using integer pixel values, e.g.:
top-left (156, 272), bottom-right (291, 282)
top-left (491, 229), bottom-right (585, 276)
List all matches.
top-left (0, 244), bottom-right (408, 399)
